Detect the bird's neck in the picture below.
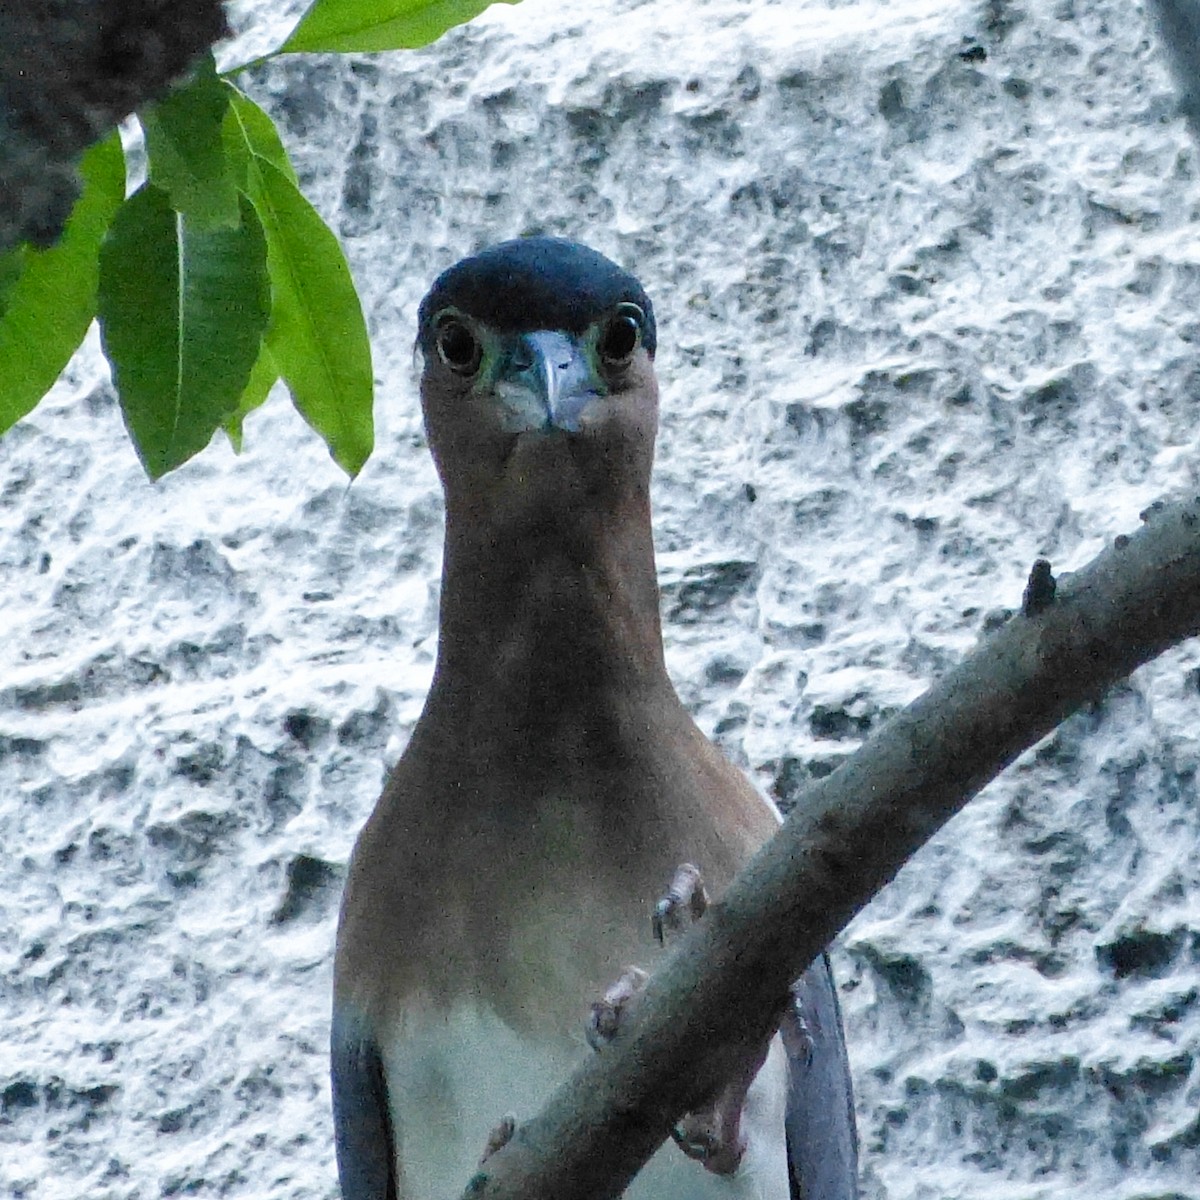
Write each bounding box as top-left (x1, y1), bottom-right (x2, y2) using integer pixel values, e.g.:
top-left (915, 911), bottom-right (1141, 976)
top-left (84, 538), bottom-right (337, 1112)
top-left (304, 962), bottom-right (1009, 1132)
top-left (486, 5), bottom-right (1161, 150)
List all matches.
top-left (418, 484), bottom-right (676, 755)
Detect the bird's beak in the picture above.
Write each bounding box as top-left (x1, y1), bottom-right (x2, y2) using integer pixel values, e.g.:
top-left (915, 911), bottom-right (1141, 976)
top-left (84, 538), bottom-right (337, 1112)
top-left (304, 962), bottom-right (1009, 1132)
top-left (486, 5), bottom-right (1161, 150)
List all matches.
top-left (494, 330), bottom-right (601, 434)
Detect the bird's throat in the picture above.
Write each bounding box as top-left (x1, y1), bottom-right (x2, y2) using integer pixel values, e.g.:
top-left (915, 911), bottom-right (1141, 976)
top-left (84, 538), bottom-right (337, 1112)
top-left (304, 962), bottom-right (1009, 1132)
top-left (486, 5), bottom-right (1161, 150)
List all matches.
top-left (421, 487), bottom-right (674, 762)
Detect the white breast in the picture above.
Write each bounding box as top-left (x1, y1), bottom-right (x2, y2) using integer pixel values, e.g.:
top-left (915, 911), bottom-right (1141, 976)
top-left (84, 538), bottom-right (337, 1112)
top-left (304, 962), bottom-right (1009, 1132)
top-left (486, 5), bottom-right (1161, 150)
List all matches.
top-left (382, 1003), bottom-right (792, 1200)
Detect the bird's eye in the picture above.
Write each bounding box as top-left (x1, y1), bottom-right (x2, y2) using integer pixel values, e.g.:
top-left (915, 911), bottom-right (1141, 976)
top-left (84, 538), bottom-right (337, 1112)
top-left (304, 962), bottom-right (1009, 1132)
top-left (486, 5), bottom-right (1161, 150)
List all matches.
top-left (435, 317), bottom-right (482, 375)
top-left (598, 304), bottom-right (644, 367)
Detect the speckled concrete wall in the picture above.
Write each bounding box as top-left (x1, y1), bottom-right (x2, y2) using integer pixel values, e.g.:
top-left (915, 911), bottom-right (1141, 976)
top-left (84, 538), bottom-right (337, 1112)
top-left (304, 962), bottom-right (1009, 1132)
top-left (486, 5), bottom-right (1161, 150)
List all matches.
top-left (2, 1), bottom-right (1199, 1196)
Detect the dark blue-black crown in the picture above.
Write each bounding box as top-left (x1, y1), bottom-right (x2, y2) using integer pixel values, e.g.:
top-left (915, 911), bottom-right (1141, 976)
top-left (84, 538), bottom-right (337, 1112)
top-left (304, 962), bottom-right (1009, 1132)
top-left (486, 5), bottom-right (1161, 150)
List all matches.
top-left (418, 237), bottom-right (656, 358)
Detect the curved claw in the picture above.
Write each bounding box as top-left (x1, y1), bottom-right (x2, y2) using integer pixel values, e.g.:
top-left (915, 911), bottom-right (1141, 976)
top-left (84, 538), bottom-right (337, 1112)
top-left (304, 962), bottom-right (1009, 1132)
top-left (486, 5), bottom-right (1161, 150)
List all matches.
top-left (672, 1113), bottom-right (745, 1176)
top-left (652, 862), bottom-right (709, 945)
top-left (479, 1113), bottom-right (517, 1165)
top-left (586, 965), bottom-right (649, 1050)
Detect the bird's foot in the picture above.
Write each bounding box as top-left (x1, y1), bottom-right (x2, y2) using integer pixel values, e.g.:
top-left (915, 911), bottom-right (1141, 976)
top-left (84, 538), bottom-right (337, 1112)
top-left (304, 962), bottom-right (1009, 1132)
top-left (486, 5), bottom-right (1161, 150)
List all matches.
top-left (652, 862), bottom-right (709, 945)
top-left (479, 1112), bottom-right (517, 1165)
top-left (586, 863), bottom-right (770, 1178)
top-left (671, 1033), bottom-right (770, 1177)
top-left (586, 965), bottom-right (649, 1050)
top-left (673, 1109), bottom-right (745, 1176)
top-left (781, 994), bottom-right (815, 1068)
top-left (586, 863), bottom-right (709, 1049)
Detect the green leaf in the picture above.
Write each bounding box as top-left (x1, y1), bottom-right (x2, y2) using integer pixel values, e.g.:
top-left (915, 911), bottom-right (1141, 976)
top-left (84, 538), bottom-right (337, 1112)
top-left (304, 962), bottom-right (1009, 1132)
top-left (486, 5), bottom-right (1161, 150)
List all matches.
top-left (281, 0), bottom-right (519, 53)
top-left (223, 343), bottom-right (279, 452)
top-left (0, 132), bottom-right (126, 435)
top-left (222, 83), bottom-right (299, 186)
top-left (142, 53), bottom-right (239, 230)
top-left (245, 155), bottom-right (373, 476)
top-left (97, 184), bottom-right (271, 478)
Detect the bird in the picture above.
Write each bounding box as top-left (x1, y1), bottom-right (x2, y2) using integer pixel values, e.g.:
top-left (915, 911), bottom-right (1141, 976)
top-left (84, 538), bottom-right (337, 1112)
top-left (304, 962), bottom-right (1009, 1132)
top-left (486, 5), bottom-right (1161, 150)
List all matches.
top-left (330, 236), bottom-right (858, 1200)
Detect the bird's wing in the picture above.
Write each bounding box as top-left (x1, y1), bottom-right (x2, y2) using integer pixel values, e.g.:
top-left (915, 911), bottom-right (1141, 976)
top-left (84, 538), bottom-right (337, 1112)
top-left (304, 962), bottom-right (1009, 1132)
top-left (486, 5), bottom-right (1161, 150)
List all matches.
top-left (782, 953), bottom-right (859, 1200)
top-left (331, 1008), bottom-right (398, 1200)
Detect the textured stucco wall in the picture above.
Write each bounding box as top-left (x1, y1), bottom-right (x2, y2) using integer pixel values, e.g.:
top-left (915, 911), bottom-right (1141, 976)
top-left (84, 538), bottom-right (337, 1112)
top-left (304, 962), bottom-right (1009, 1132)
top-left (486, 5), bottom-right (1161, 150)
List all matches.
top-left (2, 0), bottom-right (1199, 1196)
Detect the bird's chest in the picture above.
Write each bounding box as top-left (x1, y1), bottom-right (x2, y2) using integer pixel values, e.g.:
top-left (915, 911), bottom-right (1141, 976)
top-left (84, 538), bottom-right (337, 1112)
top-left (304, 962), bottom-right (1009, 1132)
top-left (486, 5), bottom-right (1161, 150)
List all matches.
top-left (372, 791), bottom-right (704, 1198)
top-left (361, 757), bottom-right (790, 1200)
top-left (383, 782), bottom-right (670, 1038)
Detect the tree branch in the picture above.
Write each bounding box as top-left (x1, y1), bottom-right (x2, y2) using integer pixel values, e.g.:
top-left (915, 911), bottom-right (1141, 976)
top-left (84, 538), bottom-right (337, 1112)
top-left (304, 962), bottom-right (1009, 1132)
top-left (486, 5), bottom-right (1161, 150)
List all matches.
top-left (462, 494), bottom-right (1200, 1199)
top-left (0, 0), bottom-right (228, 249)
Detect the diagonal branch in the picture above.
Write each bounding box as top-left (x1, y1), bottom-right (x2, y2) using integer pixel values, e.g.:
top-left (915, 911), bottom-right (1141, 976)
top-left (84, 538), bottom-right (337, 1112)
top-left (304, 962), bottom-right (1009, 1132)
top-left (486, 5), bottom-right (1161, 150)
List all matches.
top-left (461, 493), bottom-right (1200, 1199)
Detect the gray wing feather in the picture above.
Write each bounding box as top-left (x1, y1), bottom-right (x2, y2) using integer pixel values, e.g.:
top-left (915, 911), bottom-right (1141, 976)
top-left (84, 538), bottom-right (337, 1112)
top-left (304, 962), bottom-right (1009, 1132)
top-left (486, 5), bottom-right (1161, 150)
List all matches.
top-left (331, 1009), bottom-right (398, 1200)
top-left (782, 952), bottom-right (858, 1200)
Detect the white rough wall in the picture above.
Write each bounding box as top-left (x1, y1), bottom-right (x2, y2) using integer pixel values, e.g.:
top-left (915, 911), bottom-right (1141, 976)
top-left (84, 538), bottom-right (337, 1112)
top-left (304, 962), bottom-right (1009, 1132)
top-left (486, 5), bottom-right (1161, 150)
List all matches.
top-left (1, 0), bottom-right (1199, 1196)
